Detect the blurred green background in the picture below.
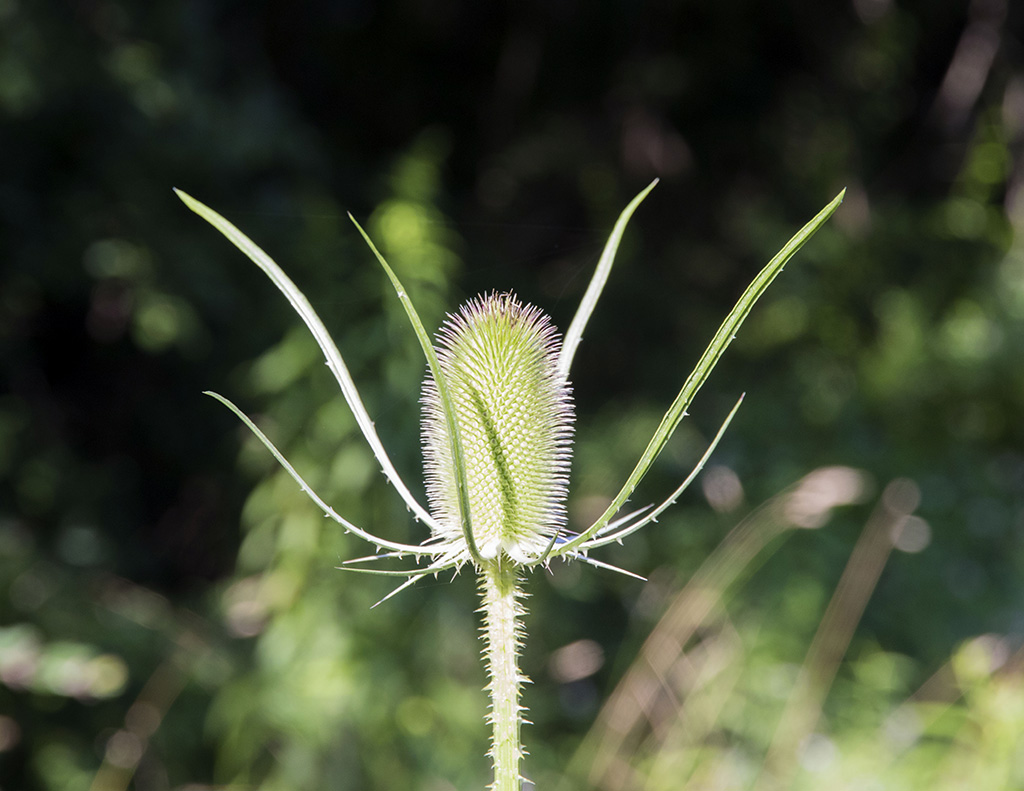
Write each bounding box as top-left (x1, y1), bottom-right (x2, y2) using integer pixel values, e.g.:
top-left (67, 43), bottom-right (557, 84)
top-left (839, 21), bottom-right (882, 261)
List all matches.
top-left (1, 1), bottom-right (1022, 789)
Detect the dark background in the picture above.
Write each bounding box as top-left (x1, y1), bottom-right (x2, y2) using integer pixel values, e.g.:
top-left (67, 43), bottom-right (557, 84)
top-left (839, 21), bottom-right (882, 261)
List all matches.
top-left (1, 1), bottom-right (1022, 789)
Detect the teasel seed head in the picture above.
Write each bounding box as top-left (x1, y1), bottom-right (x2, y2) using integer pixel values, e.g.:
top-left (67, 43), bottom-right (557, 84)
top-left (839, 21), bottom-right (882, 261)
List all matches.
top-left (421, 292), bottom-right (575, 565)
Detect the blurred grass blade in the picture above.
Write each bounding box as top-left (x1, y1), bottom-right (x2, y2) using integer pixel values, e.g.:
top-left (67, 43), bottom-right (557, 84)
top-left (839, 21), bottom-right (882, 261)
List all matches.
top-left (757, 478), bottom-right (915, 788)
top-left (559, 189), bottom-right (846, 555)
top-left (348, 214), bottom-right (483, 565)
top-left (175, 189), bottom-right (438, 530)
top-left (557, 179), bottom-right (658, 382)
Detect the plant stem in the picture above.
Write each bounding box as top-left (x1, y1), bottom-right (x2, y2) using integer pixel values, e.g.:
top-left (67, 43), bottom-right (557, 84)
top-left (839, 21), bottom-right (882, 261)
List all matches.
top-left (480, 561), bottom-right (526, 791)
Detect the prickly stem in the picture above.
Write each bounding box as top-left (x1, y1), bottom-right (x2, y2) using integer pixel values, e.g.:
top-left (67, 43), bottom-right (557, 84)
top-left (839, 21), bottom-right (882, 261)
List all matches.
top-left (479, 562), bottom-right (526, 791)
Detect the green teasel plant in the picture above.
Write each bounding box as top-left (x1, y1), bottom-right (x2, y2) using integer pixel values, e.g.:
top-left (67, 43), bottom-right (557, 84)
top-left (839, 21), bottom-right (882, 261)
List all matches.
top-left (176, 181), bottom-right (844, 790)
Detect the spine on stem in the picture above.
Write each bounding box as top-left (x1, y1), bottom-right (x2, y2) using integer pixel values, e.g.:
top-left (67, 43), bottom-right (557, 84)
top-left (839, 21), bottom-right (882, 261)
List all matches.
top-left (479, 562), bottom-right (527, 791)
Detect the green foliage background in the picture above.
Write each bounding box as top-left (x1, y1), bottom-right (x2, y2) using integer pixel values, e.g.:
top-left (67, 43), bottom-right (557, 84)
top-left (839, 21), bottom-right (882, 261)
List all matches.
top-left (1, 1), bottom-right (1021, 789)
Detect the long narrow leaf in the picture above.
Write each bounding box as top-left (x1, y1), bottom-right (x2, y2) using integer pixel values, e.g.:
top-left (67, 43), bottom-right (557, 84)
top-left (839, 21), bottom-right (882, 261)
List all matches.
top-left (204, 391), bottom-right (432, 555)
top-left (350, 561), bottom-right (462, 608)
top-left (348, 215), bottom-right (483, 565)
top-left (576, 395), bottom-right (743, 551)
top-left (557, 179), bottom-right (658, 382)
top-left (176, 190), bottom-right (437, 530)
top-left (559, 552), bottom-right (648, 582)
top-left (370, 575), bottom-right (431, 609)
top-left (340, 559), bottom-right (458, 577)
top-left (561, 189), bottom-right (845, 553)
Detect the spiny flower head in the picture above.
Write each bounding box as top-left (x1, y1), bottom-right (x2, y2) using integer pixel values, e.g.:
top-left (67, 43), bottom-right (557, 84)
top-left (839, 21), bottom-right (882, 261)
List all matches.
top-left (422, 293), bottom-right (574, 565)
